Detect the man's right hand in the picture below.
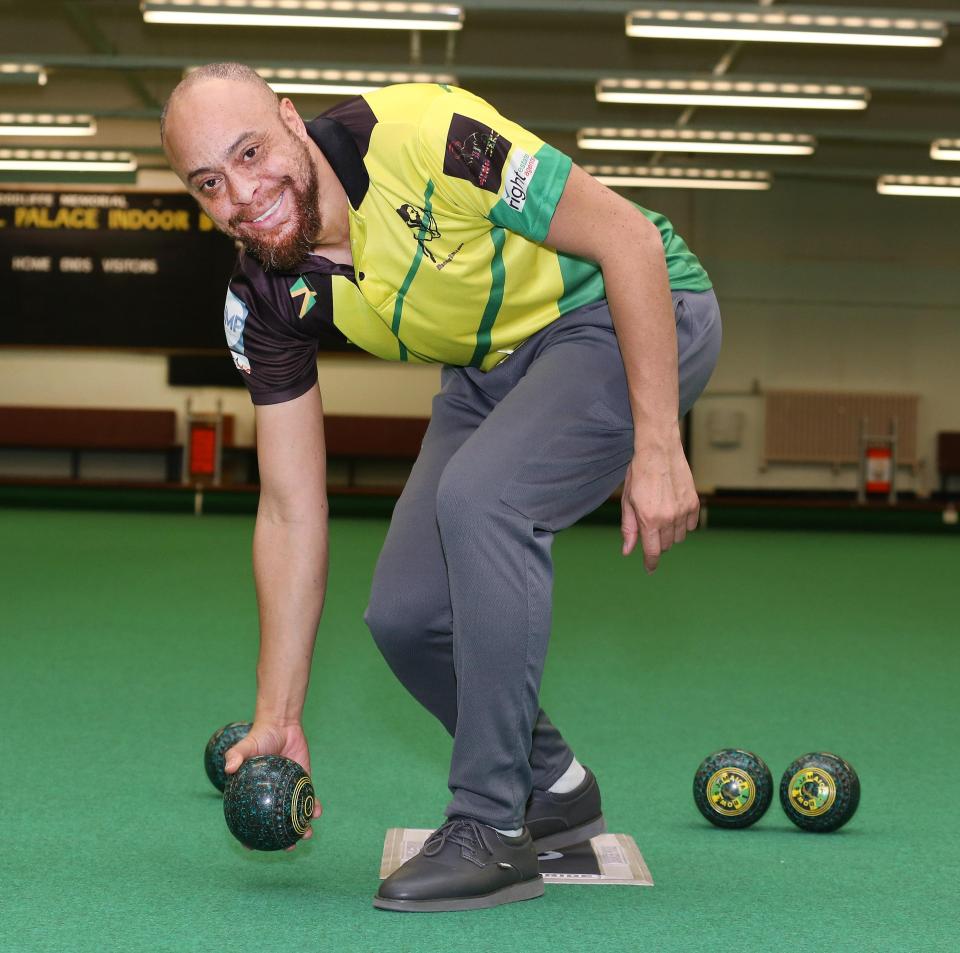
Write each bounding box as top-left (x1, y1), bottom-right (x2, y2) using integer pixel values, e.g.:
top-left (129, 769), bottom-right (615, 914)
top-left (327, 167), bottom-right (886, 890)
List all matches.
top-left (224, 721), bottom-right (323, 848)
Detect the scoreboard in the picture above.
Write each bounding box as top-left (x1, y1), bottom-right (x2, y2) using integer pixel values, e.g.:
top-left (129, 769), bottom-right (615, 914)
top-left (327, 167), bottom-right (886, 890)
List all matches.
top-left (2, 188), bottom-right (242, 349)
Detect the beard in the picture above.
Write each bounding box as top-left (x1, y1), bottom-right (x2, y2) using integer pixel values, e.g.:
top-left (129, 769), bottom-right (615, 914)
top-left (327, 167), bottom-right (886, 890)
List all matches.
top-left (227, 136), bottom-right (322, 272)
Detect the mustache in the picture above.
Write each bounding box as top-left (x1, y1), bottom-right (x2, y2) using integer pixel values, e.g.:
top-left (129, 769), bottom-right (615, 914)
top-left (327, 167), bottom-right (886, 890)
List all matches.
top-left (227, 178), bottom-right (294, 230)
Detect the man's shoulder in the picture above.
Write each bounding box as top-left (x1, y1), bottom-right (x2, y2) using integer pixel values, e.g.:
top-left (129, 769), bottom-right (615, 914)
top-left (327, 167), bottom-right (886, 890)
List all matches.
top-left (226, 251), bottom-right (292, 322)
top-left (320, 84), bottom-right (464, 140)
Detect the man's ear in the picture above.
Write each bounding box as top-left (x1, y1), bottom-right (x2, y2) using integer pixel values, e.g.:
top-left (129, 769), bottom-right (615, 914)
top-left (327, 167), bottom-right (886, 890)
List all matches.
top-left (279, 97), bottom-right (308, 140)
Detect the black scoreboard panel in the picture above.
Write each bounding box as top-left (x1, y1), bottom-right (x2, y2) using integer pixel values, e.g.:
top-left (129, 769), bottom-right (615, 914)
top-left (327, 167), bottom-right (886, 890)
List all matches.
top-left (0, 188), bottom-right (239, 348)
top-left (0, 188), bottom-right (346, 355)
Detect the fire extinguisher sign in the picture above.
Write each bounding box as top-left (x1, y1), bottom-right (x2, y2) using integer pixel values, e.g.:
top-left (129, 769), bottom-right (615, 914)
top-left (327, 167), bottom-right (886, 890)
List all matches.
top-left (865, 445), bottom-right (893, 494)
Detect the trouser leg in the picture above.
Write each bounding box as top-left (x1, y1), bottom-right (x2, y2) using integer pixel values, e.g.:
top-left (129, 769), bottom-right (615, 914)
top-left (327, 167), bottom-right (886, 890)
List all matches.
top-left (364, 371), bottom-right (574, 791)
top-left (370, 291), bottom-right (721, 828)
top-left (438, 292), bottom-right (722, 828)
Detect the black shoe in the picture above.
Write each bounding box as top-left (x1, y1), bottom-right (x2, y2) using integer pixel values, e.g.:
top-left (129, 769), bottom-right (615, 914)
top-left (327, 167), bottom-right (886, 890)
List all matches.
top-left (373, 817), bottom-right (544, 912)
top-left (525, 766), bottom-right (607, 851)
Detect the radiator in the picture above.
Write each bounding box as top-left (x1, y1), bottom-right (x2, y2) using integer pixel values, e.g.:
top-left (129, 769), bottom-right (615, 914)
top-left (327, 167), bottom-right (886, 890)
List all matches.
top-left (764, 390), bottom-right (919, 467)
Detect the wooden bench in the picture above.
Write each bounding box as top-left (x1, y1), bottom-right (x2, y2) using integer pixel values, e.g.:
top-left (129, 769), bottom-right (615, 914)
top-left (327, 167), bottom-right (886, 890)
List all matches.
top-left (0, 406), bottom-right (180, 481)
top-left (227, 415), bottom-right (430, 490)
top-left (0, 407), bottom-right (429, 491)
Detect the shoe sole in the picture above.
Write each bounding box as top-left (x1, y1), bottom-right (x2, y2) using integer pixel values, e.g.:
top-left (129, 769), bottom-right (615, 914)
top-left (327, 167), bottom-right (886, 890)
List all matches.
top-left (531, 814), bottom-right (607, 852)
top-left (372, 875), bottom-right (544, 912)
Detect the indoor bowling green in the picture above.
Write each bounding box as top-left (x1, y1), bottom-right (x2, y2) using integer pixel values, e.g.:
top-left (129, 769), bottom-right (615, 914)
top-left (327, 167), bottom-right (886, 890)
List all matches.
top-left (3, 1), bottom-right (960, 951)
top-left (2, 508), bottom-right (959, 951)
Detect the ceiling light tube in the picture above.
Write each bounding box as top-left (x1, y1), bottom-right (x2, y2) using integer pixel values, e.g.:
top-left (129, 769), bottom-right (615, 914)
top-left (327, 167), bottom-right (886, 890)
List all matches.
top-left (583, 163), bottom-right (772, 190)
top-left (877, 174), bottom-right (960, 197)
top-left (596, 78), bottom-right (869, 111)
top-left (0, 113), bottom-right (97, 136)
top-left (930, 139), bottom-right (960, 161)
top-left (578, 127), bottom-right (815, 156)
top-left (626, 6), bottom-right (945, 48)
top-left (0, 149), bottom-right (137, 173)
top-left (0, 64), bottom-right (48, 86)
top-left (253, 67), bottom-right (457, 95)
top-left (141, 1), bottom-right (464, 31)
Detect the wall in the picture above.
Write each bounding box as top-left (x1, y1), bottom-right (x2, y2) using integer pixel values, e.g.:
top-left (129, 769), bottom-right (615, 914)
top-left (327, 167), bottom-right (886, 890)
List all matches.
top-left (1, 174), bottom-right (958, 493)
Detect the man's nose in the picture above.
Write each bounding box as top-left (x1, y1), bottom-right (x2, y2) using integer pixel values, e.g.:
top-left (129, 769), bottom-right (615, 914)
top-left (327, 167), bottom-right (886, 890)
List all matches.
top-left (227, 170), bottom-right (258, 206)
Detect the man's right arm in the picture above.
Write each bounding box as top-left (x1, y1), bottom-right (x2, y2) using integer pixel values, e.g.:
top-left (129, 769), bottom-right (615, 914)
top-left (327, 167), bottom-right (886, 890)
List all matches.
top-left (224, 383), bottom-right (327, 810)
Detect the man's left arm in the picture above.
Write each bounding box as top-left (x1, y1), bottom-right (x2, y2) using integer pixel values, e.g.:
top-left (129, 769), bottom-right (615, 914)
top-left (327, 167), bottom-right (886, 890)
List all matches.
top-left (544, 164), bottom-right (700, 574)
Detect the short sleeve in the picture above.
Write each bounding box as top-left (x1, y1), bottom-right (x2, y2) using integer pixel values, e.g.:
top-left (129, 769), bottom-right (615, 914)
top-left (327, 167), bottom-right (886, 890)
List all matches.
top-left (419, 87), bottom-right (572, 244)
top-left (224, 279), bottom-right (319, 406)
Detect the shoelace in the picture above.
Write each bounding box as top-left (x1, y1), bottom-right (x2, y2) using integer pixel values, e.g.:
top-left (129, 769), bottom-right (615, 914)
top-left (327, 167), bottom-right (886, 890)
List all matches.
top-left (422, 817), bottom-right (493, 864)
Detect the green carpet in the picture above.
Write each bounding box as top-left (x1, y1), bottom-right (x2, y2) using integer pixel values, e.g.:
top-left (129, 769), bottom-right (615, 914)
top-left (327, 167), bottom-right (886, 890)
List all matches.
top-left (1, 509), bottom-right (958, 952)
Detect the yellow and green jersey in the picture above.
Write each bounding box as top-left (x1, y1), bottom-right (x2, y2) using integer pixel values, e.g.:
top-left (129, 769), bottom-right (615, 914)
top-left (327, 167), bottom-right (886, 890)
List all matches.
top-left (224, 83), bottom-right (711, 404)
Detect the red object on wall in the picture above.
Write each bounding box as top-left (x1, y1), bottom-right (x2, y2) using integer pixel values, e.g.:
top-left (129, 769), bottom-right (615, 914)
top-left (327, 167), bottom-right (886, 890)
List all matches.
top-left (865, 445), bottom-right (892, 494)
top-left (189, 424), bottom-right (217, 477)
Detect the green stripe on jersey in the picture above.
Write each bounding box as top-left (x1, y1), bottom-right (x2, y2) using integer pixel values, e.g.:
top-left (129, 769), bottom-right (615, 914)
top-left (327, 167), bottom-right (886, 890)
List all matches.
top-left (557, 252), bottom-right (605, 317)
top-left (392, 180), bottom-right (437, 361)
top-left (469, 226), bottom-right (507, 367)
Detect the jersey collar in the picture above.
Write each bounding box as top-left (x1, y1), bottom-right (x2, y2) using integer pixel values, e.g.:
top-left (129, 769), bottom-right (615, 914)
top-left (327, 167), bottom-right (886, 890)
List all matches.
top-left (304, 116), bottom-right (370, 210)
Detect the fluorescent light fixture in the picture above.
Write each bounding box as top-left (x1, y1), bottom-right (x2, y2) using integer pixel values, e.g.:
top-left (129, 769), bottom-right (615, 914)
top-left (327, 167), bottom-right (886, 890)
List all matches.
top-left (254, 67), bottom-right (457, 95)
top-left (931, 139), bottom-right (960, 161)
top-left (0, 149), bottom-right (137, 173)
top-left (584, 163), bottom-right (772, 190)
top-left (596, 77), bottom-right (869, 111)
top-left (877, 174), bottom-right (960, 197)
top-left (627, 6), bottom-right (946, 48)
top-left (0, 113), bottom-right (97, 136)
top-left (0, 64), bottom-right (48, 86)
top-left (578, 127), bottom-right (815, 156)
top-left (142, 1), bottom-right (464, 30)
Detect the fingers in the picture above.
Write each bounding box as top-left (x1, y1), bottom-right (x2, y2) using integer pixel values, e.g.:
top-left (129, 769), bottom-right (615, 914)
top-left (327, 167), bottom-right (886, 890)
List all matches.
top-left (642, 527), bottom-right (661, 574)
top-left (621, 499), bottom-right (639, 556)
top-left (631, 494), bottom-right (700, 572)
top-left (224, 735), bottom-right (260, 776)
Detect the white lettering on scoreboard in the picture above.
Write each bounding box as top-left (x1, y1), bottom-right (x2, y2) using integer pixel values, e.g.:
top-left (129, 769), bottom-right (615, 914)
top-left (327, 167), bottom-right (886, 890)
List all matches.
top-left (11, 256), bottom-right (51, 272)
top-left (11, 256), bottom-right (159, 274)
top-left (60, 257), bottom-right (94, 273)
top-left (101, 258), bottom-right (159, 275)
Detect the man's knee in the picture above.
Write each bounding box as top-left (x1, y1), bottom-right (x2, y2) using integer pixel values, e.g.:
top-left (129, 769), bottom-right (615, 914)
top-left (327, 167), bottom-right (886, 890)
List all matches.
top-left (435, 455), bottom-right (502, 539)
top-left (365, 574), bottom-right (447, 659)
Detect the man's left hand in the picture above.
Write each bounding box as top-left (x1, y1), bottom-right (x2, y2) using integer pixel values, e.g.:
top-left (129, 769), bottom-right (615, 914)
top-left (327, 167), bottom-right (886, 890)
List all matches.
top-left (620, 433), bottom-right (700, 573)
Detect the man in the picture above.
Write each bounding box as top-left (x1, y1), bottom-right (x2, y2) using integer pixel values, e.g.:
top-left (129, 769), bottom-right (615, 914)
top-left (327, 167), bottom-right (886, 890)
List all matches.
top-left (161, 63), bottom-right (721, 912)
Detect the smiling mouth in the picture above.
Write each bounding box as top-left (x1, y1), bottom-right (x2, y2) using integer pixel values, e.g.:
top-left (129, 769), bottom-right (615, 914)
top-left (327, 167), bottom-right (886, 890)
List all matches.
top-left (248, 191), bottom-right (284, 226)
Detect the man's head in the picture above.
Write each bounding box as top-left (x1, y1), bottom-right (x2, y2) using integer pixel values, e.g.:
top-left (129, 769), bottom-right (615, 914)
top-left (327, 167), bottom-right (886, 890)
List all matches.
top-left (162, 63), bottom-right (322, 270)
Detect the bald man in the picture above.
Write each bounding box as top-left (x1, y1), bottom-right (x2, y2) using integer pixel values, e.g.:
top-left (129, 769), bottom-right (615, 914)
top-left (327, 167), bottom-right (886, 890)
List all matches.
top-left (162, 63), bottom-right (721, 912)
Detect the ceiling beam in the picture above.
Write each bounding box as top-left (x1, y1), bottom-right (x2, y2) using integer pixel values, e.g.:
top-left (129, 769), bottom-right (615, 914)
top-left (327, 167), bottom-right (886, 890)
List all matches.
top-left (58, 1), bottom-right (160, 110)
top-left (7, 53), bottom-right (960, 97)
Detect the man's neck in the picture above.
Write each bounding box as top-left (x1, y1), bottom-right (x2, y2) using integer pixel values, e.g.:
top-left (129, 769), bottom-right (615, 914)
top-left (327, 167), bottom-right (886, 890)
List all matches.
top-left (308, 141), bottom-right (353, 266)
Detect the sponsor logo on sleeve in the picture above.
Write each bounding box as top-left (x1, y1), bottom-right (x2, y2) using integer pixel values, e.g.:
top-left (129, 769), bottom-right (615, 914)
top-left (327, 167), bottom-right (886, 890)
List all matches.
top-left (501, 149), bottom-right (539, 213)
top-left (289, 275), bottom-right (317, 318)
top-left (444, 114), bottom-right (512, 194)
top-left (223, 288), bottom-right (249, 353)
top-left (231, 351), bottom-right (251, 374)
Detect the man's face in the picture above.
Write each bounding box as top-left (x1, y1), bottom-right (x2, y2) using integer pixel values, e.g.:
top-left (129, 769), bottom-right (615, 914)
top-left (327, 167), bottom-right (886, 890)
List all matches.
top-left (164, 80), bottom-right (321, 270)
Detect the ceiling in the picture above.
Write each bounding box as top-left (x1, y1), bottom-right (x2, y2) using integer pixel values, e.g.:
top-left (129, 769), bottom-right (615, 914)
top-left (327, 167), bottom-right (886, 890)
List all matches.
top-left (3, 0), bottom-right (960, 190)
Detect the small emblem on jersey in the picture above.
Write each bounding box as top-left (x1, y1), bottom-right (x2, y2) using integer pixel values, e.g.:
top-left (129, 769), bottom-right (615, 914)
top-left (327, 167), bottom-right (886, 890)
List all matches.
top-left (290, 275), bottom-right (317, 319)
top-left (224, 288), bottom-right (248, 352)
top-left (501, 149), bottom-right (539, 213)
top-left (397, 203), bottom-right (442, 265)
top-left (444, 114), bottom-right (512, 194)
top-left (230, 351), bottom-right (251, 375)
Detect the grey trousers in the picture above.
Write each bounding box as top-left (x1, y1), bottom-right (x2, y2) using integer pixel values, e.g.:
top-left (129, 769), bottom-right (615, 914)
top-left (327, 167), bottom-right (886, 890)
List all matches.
top-left (364, 290), bottom-right (722, 829)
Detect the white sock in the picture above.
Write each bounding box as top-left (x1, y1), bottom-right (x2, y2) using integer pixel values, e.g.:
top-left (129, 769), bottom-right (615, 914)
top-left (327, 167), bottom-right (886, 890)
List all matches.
top-left (548, 757), bottom-right (586, 794)
top-left (494, 827), bottom-right (523, 837)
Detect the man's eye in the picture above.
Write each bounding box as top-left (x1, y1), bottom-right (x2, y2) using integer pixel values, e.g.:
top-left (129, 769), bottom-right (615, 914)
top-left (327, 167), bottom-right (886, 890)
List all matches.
top-left (201, 178), bottom-right (218, 192)
top-left (243, 146), bottom-right (258, 160)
